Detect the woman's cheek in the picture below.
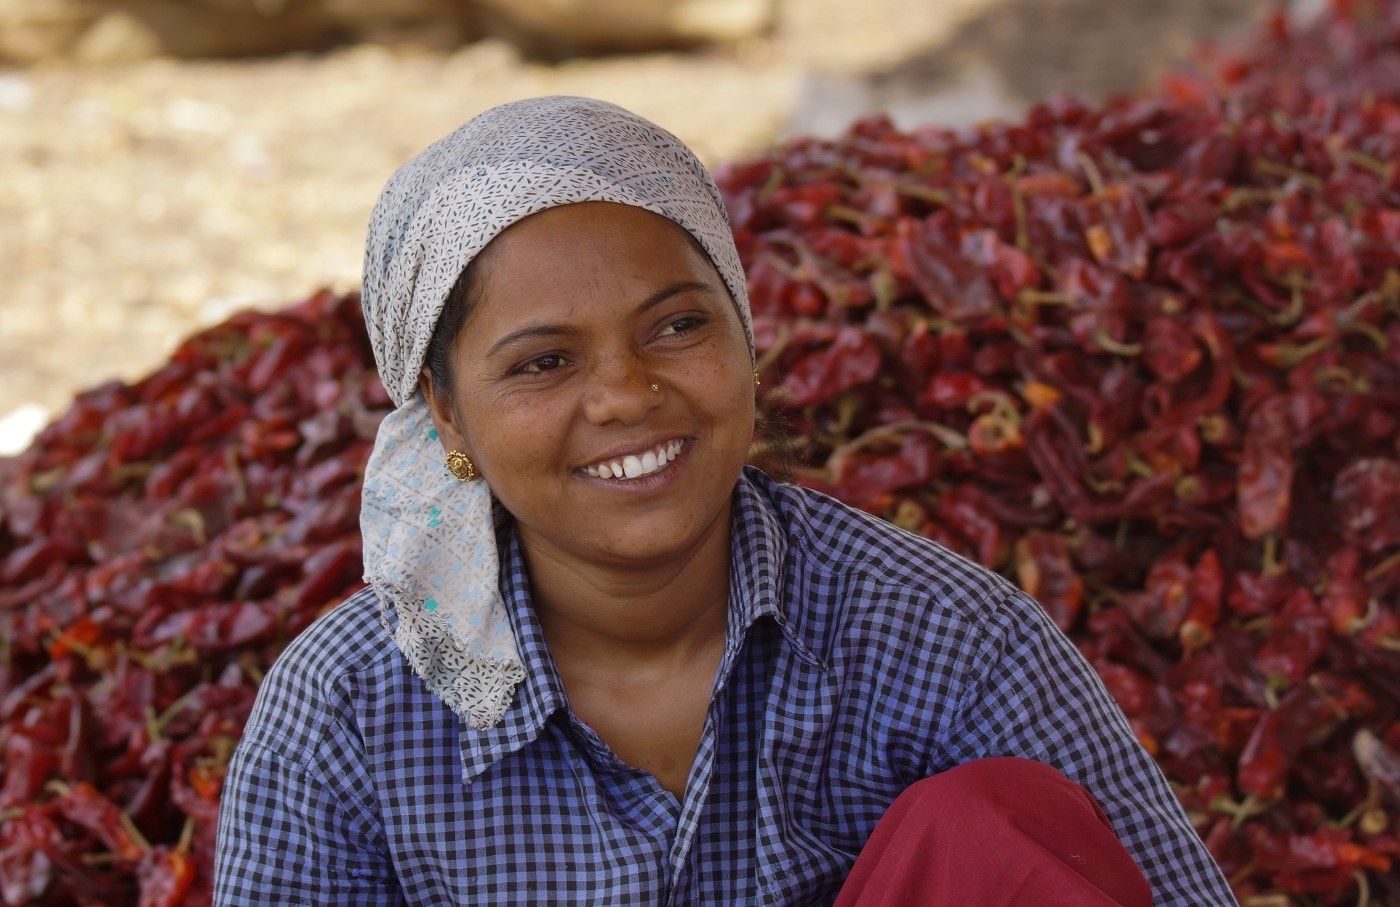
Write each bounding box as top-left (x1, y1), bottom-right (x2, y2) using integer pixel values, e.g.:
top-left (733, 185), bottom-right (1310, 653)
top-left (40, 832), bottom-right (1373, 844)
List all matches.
top-left (496, 399), bottom-right (564, 461)
top-left (462, 386), bottom-right (549, 468)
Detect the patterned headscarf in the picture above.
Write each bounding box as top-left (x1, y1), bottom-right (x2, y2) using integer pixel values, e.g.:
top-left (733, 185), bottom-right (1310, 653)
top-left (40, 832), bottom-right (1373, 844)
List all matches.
top-left (359, 95), bottom-right (755, 729)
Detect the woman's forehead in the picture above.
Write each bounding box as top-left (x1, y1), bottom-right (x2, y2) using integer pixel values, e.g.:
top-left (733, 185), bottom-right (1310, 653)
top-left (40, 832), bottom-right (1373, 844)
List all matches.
top-left (491, 200), bottom-right (691, 251)
top-left (476, 204), bottom-right (717, 294)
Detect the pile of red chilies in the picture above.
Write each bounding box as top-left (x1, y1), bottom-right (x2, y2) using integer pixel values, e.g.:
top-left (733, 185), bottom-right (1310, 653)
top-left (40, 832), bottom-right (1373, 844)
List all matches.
top-left (0, 291), bottom-right (382, 905)
top-left (724, 3), bottom-right (1400, 903)
top-left (1, 2), bottom-right (1397, 904)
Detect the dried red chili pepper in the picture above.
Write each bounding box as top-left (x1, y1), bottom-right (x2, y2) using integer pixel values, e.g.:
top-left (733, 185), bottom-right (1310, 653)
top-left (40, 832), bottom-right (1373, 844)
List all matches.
top-left (49, 779), bottom-right (148, 862)
top-left (776, 326), bottom-right (882, 407)
top-left (1332, 458), bottom-right (1400, 555)
top-left (135, 844), bottom-right (197, 907)
top-left (0, 805), bottom-right (64, 904)
top-left (1121, 551), bottom-right (1194, 642)
top-left (1178, 549), bottom-right (1224, 654)
top-left (1253, 588), bottom-right (1329, 688)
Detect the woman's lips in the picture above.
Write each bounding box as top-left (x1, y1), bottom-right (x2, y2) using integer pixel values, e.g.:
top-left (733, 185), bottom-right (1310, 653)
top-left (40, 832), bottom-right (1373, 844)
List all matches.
top-left (579, 436), bottom-right (686, 478)
top-left (572, 437), bottom-right (694, 495)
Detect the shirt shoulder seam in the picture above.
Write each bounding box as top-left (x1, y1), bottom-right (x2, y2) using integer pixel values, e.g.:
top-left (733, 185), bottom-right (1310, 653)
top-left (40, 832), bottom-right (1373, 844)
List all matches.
top-left (300, 586), bottom-right (408, 689)
top-left (771, 478), bottom-right (1014, 600)
top-left (246, 588), bottom-right (405, 757)
top-left (229, 728), bottom-right (391, 861)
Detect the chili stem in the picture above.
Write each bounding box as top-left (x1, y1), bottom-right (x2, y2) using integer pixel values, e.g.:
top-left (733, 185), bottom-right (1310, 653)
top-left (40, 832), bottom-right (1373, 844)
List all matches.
top-left (1075, 151), bottom-right (1108, 199)
top-left (1017, 290), bottom-right (1074, 306)
top-left (1093, 327), bottom-right (1143, 357)
top-left (176, 814), bottom-right (196, 855)
top-left (892, 182), bottom-right (949, 206)
top-left (1353, 868), bottom-right (1370, 907)
top-left (828, 420), bottom-right (967, 475)
top-left (151, 687), bottom-right (202, 738)
top-left (752, 323), bottom-right (792, 380)
top-left (118, 811), bottom-right (151, 853)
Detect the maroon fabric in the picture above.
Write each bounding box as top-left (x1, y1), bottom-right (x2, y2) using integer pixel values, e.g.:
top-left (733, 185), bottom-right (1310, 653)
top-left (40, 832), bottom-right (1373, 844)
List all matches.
top-left (833, 757), bottom-right (1154, 906)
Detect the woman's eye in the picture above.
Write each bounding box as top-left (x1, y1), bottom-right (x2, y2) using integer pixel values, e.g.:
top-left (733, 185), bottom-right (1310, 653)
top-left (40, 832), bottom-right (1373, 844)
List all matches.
top-left (515, 354), bottom-right (565, 376)
top-left (658, 315), bottom-right (707, 337)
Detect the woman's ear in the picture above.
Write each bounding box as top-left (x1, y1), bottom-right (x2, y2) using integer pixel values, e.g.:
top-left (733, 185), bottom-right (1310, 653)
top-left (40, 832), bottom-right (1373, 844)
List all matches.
top-left (418, 367), bottom-right (459, 450)
top-left (417, 367), bottom-right (436, 408)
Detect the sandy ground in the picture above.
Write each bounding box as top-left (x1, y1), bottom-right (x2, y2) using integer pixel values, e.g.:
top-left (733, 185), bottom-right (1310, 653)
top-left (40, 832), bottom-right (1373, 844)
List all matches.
top-left (0, 0), bottom-right (1274, 453)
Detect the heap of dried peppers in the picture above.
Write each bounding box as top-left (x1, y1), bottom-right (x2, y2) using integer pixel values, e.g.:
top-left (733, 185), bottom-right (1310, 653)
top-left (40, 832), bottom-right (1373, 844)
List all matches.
top-left (1, 1), bottom-right (1398, 903)
top-left (0, 291), bottom-right (381, 904)
top-left (724, 3), bottom-right (1400, 903)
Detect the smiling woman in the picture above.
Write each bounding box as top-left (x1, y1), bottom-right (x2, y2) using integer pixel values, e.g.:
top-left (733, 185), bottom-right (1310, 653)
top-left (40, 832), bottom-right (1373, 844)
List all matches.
top-left (416, 200), bottom-right (760, 757)
top-left (418, 200), bottom-right (754, 554)
top-left (212, 96), bottom-right (1236, 905)
top-left (421, 202), bottom-right (800, 483)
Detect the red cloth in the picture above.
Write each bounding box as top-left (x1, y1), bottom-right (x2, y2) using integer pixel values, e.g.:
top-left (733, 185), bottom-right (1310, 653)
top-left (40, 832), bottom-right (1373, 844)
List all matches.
top-left (833, 756), bottom-right (1154, 906)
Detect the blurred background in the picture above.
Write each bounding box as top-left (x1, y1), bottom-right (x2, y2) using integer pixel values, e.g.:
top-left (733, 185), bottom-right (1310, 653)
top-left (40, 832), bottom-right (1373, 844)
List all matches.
top-left (1, 0), bottom-right (1299, 453)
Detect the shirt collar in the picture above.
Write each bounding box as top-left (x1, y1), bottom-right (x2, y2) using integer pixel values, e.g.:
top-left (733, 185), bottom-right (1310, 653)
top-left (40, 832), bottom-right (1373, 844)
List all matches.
top-left (458, 464), bottom-right (797, 786)
top-left (727, 463), bottom-right (789, 646)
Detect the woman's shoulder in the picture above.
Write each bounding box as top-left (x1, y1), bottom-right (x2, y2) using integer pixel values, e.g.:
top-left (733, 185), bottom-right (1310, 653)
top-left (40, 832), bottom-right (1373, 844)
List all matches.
top-left (238, 585), bottom-right (402, 757)
top-left (747, 467), bottom-right (1019, 627)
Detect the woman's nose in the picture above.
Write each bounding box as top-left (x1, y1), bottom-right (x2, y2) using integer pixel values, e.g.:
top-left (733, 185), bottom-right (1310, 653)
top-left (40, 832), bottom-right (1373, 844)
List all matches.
top-left (581, 358), bottom-right (662, 425)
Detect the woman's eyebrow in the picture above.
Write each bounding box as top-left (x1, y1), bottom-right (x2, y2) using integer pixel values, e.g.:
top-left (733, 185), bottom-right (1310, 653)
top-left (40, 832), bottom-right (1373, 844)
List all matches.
top-left (485, 279), bottom-right (713, 357)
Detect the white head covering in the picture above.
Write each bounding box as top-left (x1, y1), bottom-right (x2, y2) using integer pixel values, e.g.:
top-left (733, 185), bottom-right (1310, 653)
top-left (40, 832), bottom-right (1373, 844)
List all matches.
top-left (359, 95), bottom-right (756, 729)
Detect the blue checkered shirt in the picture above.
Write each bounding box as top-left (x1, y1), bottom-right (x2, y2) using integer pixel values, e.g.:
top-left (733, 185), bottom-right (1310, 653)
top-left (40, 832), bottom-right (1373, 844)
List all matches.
top-left (214, 465), bottom-right (1236, 905)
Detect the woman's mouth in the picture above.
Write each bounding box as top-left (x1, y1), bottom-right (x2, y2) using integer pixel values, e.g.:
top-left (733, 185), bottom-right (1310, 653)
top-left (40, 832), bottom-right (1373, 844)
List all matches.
top-left (573, 437), bottom-right (694, 494)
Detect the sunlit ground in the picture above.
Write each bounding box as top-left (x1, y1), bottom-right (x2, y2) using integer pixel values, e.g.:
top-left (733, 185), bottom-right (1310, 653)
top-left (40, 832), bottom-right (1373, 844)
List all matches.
top-left (0, 0), bottom-right (1274, 454)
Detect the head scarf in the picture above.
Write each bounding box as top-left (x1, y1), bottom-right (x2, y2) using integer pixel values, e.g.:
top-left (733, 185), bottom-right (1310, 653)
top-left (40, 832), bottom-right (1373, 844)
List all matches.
top-left (359, 95), bottom-right (756, 730)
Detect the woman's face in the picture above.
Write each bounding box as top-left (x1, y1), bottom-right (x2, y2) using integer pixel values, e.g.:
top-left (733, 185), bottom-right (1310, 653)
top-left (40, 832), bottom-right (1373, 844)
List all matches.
top-left (420, 200), bottom-right (754, 569)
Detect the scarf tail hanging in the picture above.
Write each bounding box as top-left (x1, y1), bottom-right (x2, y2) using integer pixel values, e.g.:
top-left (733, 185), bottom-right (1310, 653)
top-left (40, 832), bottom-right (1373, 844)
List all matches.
top-left (367, 575), bottom-right (526, 731)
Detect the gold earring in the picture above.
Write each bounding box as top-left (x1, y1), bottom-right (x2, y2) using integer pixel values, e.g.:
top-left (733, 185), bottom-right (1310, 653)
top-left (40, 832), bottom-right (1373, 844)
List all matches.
top-left (754, 368), bottom-right (761, 387)
top-left (446, 450), bottom-right (477, 482)
top-left (650, 383), bottom-right (660, 392)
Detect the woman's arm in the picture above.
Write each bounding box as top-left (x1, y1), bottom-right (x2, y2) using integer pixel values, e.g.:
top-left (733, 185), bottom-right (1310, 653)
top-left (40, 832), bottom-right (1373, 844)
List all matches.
top-left (931, 584), bottom-right (1239, 907)
top-left (213, 731), bottom-right (407, 906)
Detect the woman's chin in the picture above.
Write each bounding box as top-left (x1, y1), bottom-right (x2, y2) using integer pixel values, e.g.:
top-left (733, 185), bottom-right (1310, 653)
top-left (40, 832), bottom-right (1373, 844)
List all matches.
top-left (565, 499), bottom-right (710, 564)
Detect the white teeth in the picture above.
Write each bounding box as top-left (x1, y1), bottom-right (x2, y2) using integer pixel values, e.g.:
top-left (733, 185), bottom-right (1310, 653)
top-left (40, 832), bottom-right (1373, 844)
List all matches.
top-left (585, 439), bottom-right (685, 480)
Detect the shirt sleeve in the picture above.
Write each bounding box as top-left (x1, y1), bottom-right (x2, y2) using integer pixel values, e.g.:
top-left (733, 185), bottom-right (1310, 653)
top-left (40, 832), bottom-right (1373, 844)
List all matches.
top-left (933, 584), bottom-right (1240, 907)
top-left (213, 733), bottom-right (407, 906)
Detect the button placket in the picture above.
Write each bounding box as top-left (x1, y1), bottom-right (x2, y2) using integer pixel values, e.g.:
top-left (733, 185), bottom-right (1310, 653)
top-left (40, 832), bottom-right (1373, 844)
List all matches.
top-left (662, 678), bottom-right (734, 900)
top-left (565, 708), bottom-right (683, 834)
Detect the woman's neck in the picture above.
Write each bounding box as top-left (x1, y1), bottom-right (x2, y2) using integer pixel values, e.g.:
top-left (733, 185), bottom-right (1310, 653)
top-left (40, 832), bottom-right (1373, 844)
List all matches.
top-left (517, 499), bottom-right (733, 679)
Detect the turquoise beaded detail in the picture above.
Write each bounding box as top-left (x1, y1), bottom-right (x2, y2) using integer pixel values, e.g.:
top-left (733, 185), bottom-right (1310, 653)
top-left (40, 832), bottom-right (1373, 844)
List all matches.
top-left (428, 505), bottom-right (442, 528)
top-left (424, 597), bottom-right (439, 612)
top-left (427, 427), bottom-right (439, 441)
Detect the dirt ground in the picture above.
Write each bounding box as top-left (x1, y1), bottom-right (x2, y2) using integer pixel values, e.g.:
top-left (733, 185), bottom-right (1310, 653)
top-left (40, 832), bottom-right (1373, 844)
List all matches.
top-left (0, 0), bottom-right (1277, 453)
